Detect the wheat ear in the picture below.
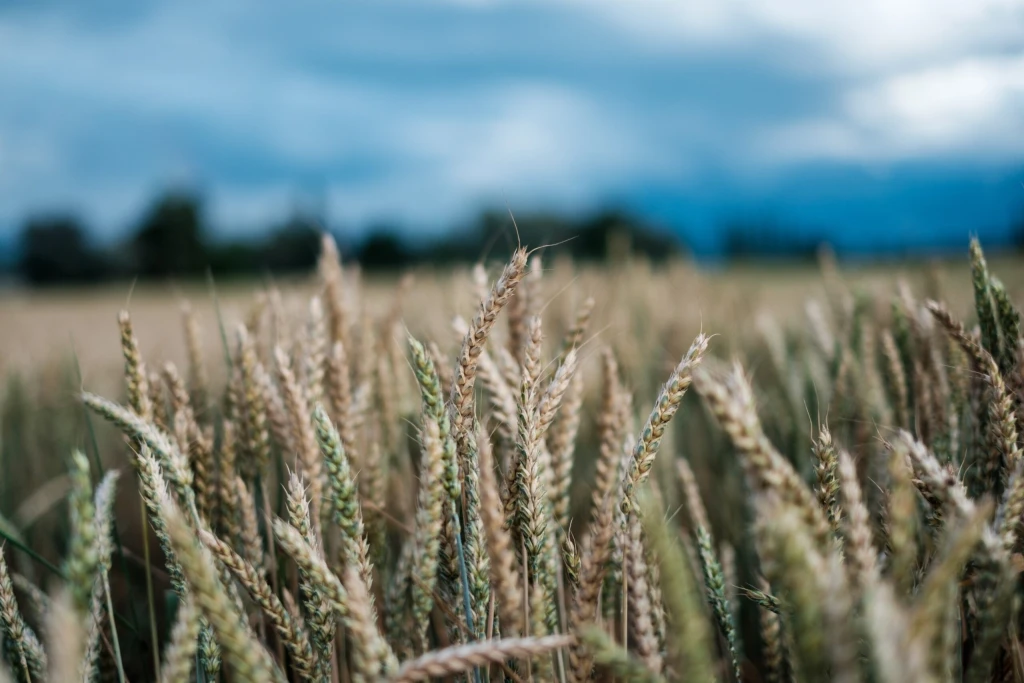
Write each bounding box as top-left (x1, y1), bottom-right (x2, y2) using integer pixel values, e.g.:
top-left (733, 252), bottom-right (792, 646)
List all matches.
top-left (162, 478), bottom-right (276, 683)
top-left (620, 333), bottom-right (710, 515)
top-left (694, 364), bottom-right (832, 552)
top-left (201, 529), bottom-right (317, 681)
top-left (0, 546), bottom-right (45, 682)
top-left (836, 449), bottom-right (878, 594)
top-left (284, 474), bottom-right (335, 683)
top-left (579, 627), bottom-right (663, 683)
top-left (275, 345), bottom-right (323, 525)
top-left (391, 635), bottom-right (572, 683)
top-left (158, 597), bottom-right (201, 683)
top-left (406, 337), bottom-right (452, 650)
top-left (638, 493), bottom-right (715, 683)
top-left (312, 405), bottom-right (377, 622)
top-left (477, 427), bottom-right (524, 637)
top-left (45, 589), bottom-right (86, 683)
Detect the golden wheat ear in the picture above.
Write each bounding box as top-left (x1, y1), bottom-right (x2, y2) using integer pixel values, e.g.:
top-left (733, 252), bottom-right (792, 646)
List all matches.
top-left (0, 546), bottom-right (46, 682)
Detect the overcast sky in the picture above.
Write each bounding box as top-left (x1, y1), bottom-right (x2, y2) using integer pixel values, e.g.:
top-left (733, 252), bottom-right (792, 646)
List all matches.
top-left (1, 0), bottom-right (1023, 253)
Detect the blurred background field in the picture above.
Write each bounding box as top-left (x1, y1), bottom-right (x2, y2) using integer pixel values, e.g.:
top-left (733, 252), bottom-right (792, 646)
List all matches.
top-left (4, 249), bottom-right (1023, 379)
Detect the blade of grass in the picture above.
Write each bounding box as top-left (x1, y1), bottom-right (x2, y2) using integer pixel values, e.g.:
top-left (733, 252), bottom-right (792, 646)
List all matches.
top-left (0, 527), bottom-right (64, 578)
top-left (140, 498), bottom-right (160, 681)
top-left (454, 520), bottom-right (482, 683)
top-left (102, 573), bottom-right (128, 683)
top-left (206, 268), bottom-right (233, 373)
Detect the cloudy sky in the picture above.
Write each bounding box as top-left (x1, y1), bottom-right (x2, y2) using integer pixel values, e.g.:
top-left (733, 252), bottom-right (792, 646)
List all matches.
top-left (1, 0), bottom-right (1023, 254)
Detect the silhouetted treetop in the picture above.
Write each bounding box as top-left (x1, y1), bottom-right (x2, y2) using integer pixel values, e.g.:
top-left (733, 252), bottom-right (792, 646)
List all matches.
top-left (18, 214), bottom-right (104, 285)
top-left (133, 190), bottom-right (207, 277)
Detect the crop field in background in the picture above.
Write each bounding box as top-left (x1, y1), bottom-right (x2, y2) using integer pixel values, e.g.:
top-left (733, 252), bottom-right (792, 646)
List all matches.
top-left (5, 253), bottom-right (1018, 382)
top-left (0, 240), bottom-right (1023, 683)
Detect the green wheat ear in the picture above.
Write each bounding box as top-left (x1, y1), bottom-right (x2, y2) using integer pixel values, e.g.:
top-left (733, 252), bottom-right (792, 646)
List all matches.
top-left (969, 237), bottom-right (1004, 362)
top-left (695, 525), bottom-right (742, 683)
top-left (579, 626), bottom-right (664, 683)
top-left (989, 276), bottom-right (1022, 375)
top-left (64, 450), bottom-right (98, 615)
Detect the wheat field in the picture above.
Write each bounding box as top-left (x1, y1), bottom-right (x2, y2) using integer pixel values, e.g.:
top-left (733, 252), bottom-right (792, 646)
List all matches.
top-left (0, 237), bottom-right (1023, 683)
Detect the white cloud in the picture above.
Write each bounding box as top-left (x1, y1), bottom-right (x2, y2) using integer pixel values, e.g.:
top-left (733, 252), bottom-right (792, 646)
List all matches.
top-left (403, 85), bottom-right (670, 195)
top-left (315, 83), bottom-right (681, 229)
top-left (579, 0), bottom-right (1024, 75)
top-left (578, 0), bottom-right (1024, 168)
top-left (762, 54), bottom-right (1024, 163)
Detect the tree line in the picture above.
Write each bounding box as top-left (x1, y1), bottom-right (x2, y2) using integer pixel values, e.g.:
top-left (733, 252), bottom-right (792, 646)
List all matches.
top-left (15, 189), bottom-right (686, 286)
top-left (26, 186), bottom-right (1010, 286)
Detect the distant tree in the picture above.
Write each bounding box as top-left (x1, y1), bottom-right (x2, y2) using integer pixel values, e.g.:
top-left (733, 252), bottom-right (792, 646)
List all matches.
top-left (358, 227), bottom-right (412, 270)
top-left (17, 214), bottom-right (105, 285)
top-left (578, 209), bottom-right (682, 262)
top-left (478, 211), bottom-right (573, 251)
top-left (132, 190), bottom-right (207, 277)
top-left (206, 242), bottom-right (263, 277)
top-left (468, 207), bottom-right (682, 263)
top-left (13, 185), bottom-right (692, 288)
top-left (262, 214), bottom-right (322, 272)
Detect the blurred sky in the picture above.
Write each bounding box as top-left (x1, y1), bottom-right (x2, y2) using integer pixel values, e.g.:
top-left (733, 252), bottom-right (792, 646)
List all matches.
top-left (2, 0), bottom-right (1024, 254)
